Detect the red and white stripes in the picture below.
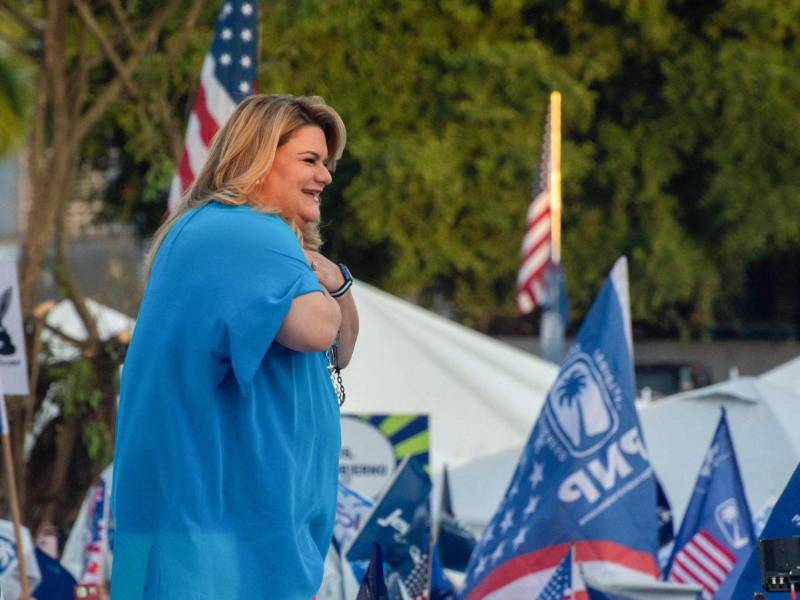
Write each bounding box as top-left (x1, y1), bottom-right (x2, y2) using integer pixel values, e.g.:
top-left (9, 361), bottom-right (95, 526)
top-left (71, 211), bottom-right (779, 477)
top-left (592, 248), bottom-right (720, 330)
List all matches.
top-left (516, 188), bottom-right (551, 314)
top-left (669, 530), bottom-right (736, 599)
top-left (168, 56), bottom-right (238, 213)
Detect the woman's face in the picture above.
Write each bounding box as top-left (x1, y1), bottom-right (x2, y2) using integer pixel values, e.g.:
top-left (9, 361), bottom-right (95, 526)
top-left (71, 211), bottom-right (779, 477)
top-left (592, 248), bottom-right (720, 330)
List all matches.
top-left (255, 125), bottom-right (332, 229)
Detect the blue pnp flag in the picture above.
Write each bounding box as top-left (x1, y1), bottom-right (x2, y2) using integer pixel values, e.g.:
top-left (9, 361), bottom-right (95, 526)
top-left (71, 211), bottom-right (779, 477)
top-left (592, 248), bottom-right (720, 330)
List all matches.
top-left (462, 257), bottom-right (660, 599)
top-left (731, 463), bottom-right (800, 598)
top-left (666, 408), bottom-right (754, 599)
top-left (346, 457), bottom-right (432, 599)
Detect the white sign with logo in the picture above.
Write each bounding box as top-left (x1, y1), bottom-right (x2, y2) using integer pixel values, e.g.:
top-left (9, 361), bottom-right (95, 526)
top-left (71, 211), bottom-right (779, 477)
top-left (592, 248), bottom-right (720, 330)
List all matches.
top-left (0, 261), bottom-right (28, 395)
top-left (339, 416), bottom-right (396, 499)
top-left (0, 519), bottom-right (41, 600)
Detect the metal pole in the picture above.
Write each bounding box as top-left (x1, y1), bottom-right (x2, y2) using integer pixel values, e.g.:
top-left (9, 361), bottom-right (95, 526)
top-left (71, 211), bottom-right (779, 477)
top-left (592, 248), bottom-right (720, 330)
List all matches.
top-left (549, 91), bottom-right (562, 266)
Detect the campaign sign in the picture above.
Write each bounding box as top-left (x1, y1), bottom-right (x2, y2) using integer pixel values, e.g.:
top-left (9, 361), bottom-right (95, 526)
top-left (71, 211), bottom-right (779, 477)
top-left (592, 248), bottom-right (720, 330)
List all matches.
top-left (0, 260), bottom-right (28, 395)
top-left (340, 414), bottom-right (429, 500)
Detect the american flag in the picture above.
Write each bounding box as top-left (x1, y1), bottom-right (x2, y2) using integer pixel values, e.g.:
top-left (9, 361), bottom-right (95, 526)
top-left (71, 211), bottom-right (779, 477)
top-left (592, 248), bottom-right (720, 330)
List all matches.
top-left (668, 530), bottom-right (735, 599)
top-left (403, 553), bottom-right (429, 600)
top-left (516, 105), bottom-right (554, 314)
top-left (538, 548), bottom-right (576, 600)
top-left (167, 0), bottom-right (259, 213)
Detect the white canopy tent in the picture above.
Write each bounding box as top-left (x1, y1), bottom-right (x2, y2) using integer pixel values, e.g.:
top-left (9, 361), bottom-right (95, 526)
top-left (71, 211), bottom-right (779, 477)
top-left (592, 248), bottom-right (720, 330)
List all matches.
top-left (639, 376), bottom-right (800, 523)
top-left (343, 281), bottom-right (558, 475)
top-left (42, 298), bottom-right (135, 362)
top-left (760, 355), bottom-right (800, 396)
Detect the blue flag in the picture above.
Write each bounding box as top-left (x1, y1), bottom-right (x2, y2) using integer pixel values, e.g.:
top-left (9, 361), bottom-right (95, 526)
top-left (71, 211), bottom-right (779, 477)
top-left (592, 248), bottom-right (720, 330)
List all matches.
top-left (586, 587), bottom-right (636, 600)
top-left (731, 463), bottom-right (800, 598)
top-left (357, 544), bottom-right (389, 600)
top-left (437, 465), bottom-right (477, 572)
top-left (665, 408), bottom-right (754, 599)
top-left (34, 548), bottom-right (76, 600)
top-left (429, 544), bottom-right (456, 599)
top-left (346, 457), bottom-right (431, 599)
top-left (655, 472), bottom-right (676, 573)
top-left (462, 257), bottom-right (659, 599)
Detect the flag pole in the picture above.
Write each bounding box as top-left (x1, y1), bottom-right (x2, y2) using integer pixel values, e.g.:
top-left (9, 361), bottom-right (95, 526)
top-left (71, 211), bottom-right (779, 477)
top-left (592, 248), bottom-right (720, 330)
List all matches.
top-left (549, 91), bottom-right (562, 267)
top-left (0, 376), bottom-right (30, 599)
top-left (539, 91), bottom-right (565, 364)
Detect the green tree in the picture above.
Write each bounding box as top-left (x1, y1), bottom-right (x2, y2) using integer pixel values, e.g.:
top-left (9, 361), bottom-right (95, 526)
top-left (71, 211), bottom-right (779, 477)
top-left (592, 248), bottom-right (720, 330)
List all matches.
top-left (0, 52), bottom-right (28, 155)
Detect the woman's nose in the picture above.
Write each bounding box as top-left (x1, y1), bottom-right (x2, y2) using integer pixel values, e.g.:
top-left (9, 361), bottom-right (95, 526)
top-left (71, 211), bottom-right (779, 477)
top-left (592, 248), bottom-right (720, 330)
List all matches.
top-left (317, 166), bottom-right (332, 185)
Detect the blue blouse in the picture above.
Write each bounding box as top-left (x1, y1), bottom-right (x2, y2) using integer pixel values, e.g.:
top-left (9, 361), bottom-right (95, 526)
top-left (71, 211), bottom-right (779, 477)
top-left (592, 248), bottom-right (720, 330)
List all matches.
top-left (111, 202), bottom-right (341, 599)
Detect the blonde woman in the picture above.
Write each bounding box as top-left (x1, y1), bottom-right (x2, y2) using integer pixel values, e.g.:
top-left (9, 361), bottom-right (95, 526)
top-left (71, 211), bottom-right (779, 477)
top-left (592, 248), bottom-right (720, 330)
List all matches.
top-left (112, 95), bottom-right (358, 599)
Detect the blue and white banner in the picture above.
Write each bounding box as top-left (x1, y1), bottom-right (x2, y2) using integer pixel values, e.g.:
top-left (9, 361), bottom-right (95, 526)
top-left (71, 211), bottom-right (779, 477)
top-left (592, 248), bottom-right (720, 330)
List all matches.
top-left (666, 409), bottom-right (754, 599)
top-left (462, 257), bottom-right (660, 599)
top-left (0, 519), bottom-right (41, 600)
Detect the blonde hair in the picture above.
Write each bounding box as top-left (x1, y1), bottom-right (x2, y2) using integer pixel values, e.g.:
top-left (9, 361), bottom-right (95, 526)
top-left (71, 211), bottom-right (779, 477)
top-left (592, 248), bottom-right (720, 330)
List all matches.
top-left (146, 94), bottom-right (346, 274)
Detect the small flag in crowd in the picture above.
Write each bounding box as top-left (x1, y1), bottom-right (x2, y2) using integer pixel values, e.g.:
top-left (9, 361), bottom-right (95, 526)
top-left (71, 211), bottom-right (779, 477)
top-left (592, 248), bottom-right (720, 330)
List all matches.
top-left (429, 544), bottom-right (456, 600)
top-left (436, 465), bottom-right (477, 572)
top-left (655, 473), bottom-right (675, 572)
top-left (167, 0), bottom-right (259, 212)
top-left (537, 547), bottom-right (583, 600)
top-left (346, 457), bottom-right (432, 600)
top-left (61, 464), bottom-right (114, 584)
top-left (462, 258), bottom-right (660, 599)
top-left (81, 478), bottom-right (108, 583)
top-left (33, 548), bottom-right (76, 600)
top-left (666, 408), bottom-right (754, 599)
top-left (731, 462), bottom-right (800, 598)
top-left (356, 544), bottom-right (389, 600)
top-left (517, 101), bottom-right (557, 315)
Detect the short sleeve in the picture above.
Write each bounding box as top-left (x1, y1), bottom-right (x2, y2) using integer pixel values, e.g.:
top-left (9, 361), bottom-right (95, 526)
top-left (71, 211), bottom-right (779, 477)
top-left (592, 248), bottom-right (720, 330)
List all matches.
top-left (224, 262), bottom-right (321, 395)
top-left (187, 209), bottom-right (323, 395)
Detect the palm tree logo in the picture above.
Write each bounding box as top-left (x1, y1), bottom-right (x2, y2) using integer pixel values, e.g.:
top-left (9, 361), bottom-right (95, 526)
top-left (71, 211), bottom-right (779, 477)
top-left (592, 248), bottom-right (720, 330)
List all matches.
top-left (556, 371), bottom-right (588, 447)
top-left (715, 499), bottom-right (750, 549)
top-left (0, 533), bottom-right (16, 572)
top-left (547, 357), bottom-right (617, 456)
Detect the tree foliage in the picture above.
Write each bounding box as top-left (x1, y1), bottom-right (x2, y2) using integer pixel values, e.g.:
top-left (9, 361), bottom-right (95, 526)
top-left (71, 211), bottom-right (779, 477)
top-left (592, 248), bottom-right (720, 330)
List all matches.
top-left (66, 0), bottom-right (800, 336)
top-left (246, 0), bottom-right (800, 334)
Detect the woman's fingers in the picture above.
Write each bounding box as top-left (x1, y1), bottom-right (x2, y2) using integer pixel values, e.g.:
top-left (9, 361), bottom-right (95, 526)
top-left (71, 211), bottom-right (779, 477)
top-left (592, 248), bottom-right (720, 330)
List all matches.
top-left (303, 251), bottom-right (344, 291)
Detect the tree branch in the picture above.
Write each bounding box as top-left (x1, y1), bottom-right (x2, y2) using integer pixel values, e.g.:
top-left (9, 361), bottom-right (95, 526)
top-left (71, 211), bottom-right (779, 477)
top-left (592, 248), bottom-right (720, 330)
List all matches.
top-left (0, 0), bottom-right (41, 38)
top-left (43, 323), bottom-right (86, 347)
top-left (104, 0), bottom-right (136, 48)
top-left (52, 161), bottom-right (101, 348)
top-left (70, 0), bottom-right (183, 148)
top-left (72, 0), bottom-right (139, 98)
